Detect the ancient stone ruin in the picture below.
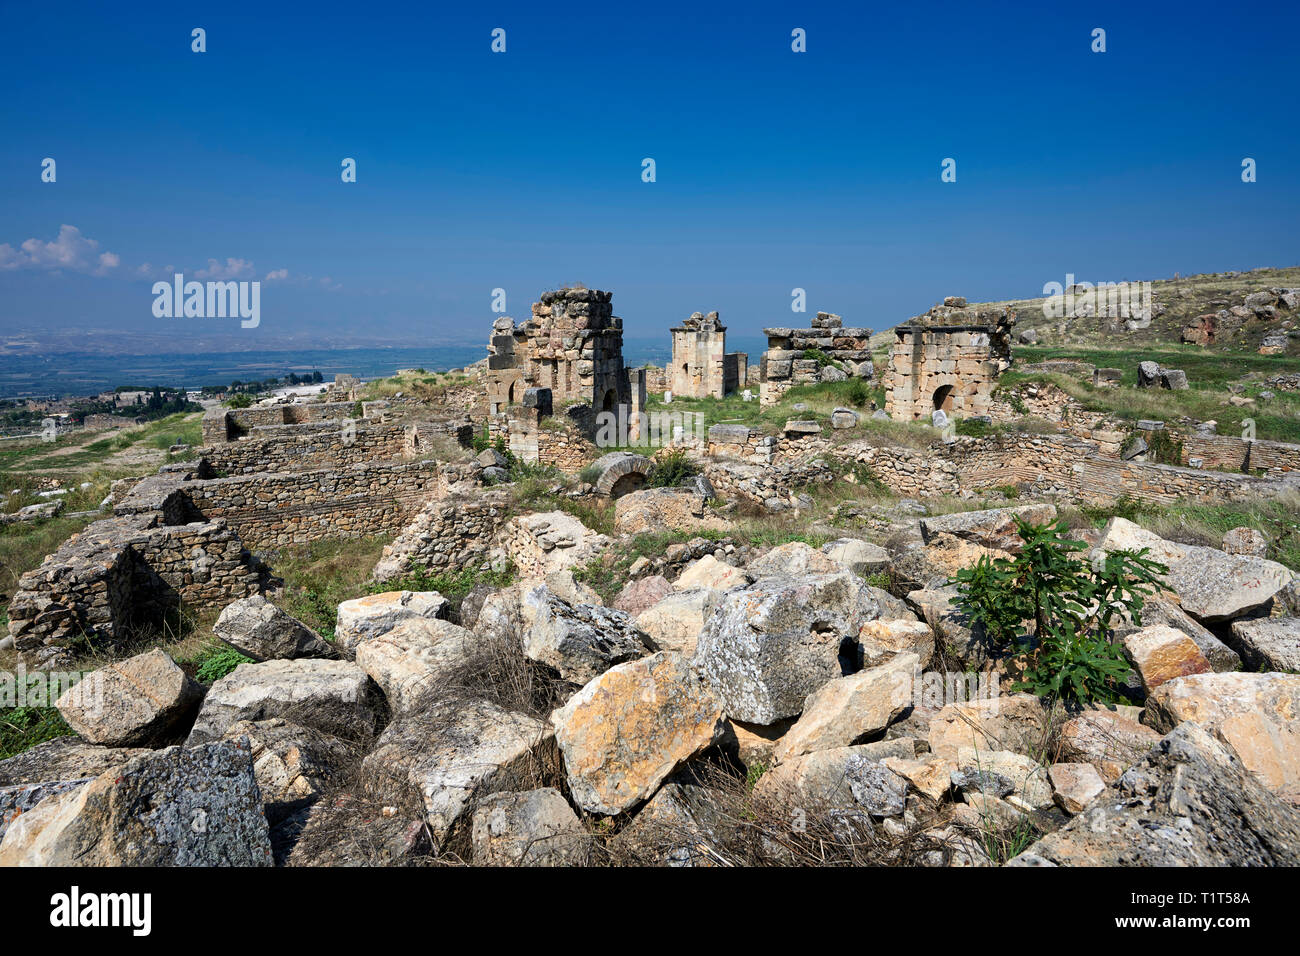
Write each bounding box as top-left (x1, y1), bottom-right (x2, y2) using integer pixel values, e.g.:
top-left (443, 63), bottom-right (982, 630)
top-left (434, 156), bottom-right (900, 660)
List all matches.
top-left (669, 311), bottom-right (747, 399)
top-left (760, 312), bottom-right (873, 406)
top-left (885, 297), bottom-right (1014, 422)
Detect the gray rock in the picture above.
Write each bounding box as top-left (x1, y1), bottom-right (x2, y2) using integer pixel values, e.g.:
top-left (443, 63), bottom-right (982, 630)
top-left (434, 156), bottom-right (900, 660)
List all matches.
top-left (476, 447), bottom-right (510, 469)
top-left (0, 738), bottom-right (150, 788)
top-left (1137, 361), bottom-right (1161, 387)
top-left (919, 503), bottom-right (1056, 552)
top-left (55, 649), bottom-right (202, 747)
top-left (187, 659), bottom-right (384, 745)
top-left (0, 740), bottom-right (274, 866)
top-left (1009, 723), bottom-right (1300, 866)
top-left (1228, 617), bottom-right (1300, 673)
top-left (931, 409), bottom-right (949, 429)
top-left (819, 365), bottom-right (847, 383)
top-left (481, 466), bottom-right (509, 483)
top-left (1166, 546), bottom-right (1294, 623)
top-left (220, 718), bottom-right (359, 823)
top-left (830, 407), bottom-right (860, 429)
top-left (1159, 368), bottom-right (1188, 390)
top-left (755, 744), bottom-right (908, 817)
top-left (519, 585), bottom-right (652, 683)
top-left (471, 788), bottom-right (591, 866)
top-left (694, 570), bottom-right (895, 724)
top-left (1120, 436), bottom-right (1147, 460)
top-left (820, 537), bottom-right (890, 576)
top-left (1018, 328), bottom-right (1038, 344)
top-left (214, 595), bottom-right (337, 661)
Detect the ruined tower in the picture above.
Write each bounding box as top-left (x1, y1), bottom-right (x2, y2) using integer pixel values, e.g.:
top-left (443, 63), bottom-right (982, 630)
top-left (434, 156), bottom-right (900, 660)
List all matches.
top-left (669, 311), bottom-right (747, 399)
top-left (885, 296), bottom-right (1014, 422)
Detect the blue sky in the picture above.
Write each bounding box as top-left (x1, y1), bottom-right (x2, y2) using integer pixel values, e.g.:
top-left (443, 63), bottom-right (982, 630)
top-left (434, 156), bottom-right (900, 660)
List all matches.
top-left (1, 0), bottom-right (1297, 350)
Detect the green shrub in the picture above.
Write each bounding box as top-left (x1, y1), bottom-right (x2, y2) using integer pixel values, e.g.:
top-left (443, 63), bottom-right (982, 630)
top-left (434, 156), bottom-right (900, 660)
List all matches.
top-left (225, 393), bottom-right (253, 409)
top-left (647, 448), bottom-right (700, 488)
top-left (955, 418), bottom-right (992, 437)
top-left (0, 707), bottom-right (73, 760)
top-left (578, 463), bottom-right (603, 485)
top-left (845, 380), bottom-right (870, 408)
top-left (950, 518), bottom-right (1167, 705)
top-left (194, 647), bottom-right (254, 684)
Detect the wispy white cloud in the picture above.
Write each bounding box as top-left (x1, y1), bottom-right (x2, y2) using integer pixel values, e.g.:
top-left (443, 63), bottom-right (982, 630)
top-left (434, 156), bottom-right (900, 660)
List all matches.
top-left (0, 224), bottom-right (121, 276)
top-left (195, 257), bottom-right (255, 280)
top-left (264, 268), bottom-right (289, 281)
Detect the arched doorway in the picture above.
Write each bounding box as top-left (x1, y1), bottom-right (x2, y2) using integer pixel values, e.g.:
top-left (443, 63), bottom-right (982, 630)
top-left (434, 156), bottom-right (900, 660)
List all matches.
top-left (932, 384), bottom-right (955, 413)
top-left (601, 389), bottom-right (616, 413)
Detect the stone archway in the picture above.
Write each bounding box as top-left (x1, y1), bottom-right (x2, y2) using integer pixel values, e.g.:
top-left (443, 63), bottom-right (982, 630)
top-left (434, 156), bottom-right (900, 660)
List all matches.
top-left (587, 451), bottom-right (653, 498)
top-left (932, 384), bottom-right (955, 413)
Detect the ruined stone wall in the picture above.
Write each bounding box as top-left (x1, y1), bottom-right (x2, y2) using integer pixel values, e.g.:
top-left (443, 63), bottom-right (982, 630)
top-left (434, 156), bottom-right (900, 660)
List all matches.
top-left (502, 511), bottom-right (609, 579)
top-left (199, 419), bottom-right (415, 474)
top-left (1180, 434), bottom-right (1300, 477)
top-left (885, 298), bottom-right (1013, 422)
top-left (372, 487), bottom-right (510, 582)
top-left (201, 401), bottom-right (361, 444)
top-left (760, 312), bottom-right (873, 407)
top-left (671, 312), bottom-right (742, 399)
top-left (706, 424), bottom-right (776, 465)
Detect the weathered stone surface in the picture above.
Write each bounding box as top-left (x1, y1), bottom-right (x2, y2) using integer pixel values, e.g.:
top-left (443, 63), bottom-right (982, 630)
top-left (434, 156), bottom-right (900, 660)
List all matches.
top-left (55, 649), bottom-right (202, 747)
top-left (919, 503), bottom-right (1056, 552)
top-left (471, 787), bottom-right (591, 866)
top-left (0, 737), bottom-right (149, 788)
top-left (906, 587), bottom-right (987, 666)
top-left (634, 587), bottom-right (721, 657)
top-left (1146, 671), bottom-right (1300, 801)
top-left (774, 653), bottom-right (918, 762)
top-left (747, 541), bottom-right (839, 578)
top-left (1093, 516), bottom-right (1187, 566)
top-left (612, 778), bottom-right (729, 867)
top-left (1165, 546), bottom-right (1294, 623)
top-left (1010, 723), bottom-right (1300, 866)
top-left (612, 575), bottom-right (672, 618)
top-left (820, 537), bottom-right (890, 576)
top-left (695, 571), bottom-right (898, 725)
top-left (1222, 526), bottom-right (1268, 558)
top-left (882, 755), bottom-right (956, 801)
top-left (1059, 709), bottom-right (1163, 783)
top-left (1048, 762), bottom-right (1106, 815)
top-left (354, 618), bottom-right (477, 713)
top-left (755, 745), bottom-right (908, 816)
top-left (187, 659), bottom-right (384, 745)
top-left (221, 718), bottom-right (358, 822)
top-left (361, 698), bottom-right (551, 847)
top-left (724, 718), bottom-right (795, 767)
top-left (334, 590), bottom-right (450, 656)
top-left (614, 487), bottom-right (725, 536)
top-left (1113, 595), bottom-right (1240, 672)
top-left (1122, 624), bottom-right (1211, 693)
top-left (857, 617), bottom-right (934, 668)
top-left (0, 740), bottom-right (274, 866)
top-left (588, 451), bottom-right (652, 499)
top-left (0, 778), bottom-right (94, 842)
top-left (519, 585), bottom-right (651, 683)
top-left (674, 554), bottom-right (748, 591)
top-left (552, 652), bottom-right (725, 815)
top-left (955, 747), bottom-right (1052, 809)
top-left (927, 694), bottom-right (1048, 759)
top-left (214, 594), bottom-right (337, 661)
top-left (1229, 617), bottom-right (1300, 672)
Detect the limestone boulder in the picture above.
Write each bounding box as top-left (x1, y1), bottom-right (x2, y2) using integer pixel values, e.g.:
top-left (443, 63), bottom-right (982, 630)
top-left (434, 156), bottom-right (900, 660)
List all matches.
top-left (1121, 624), bottom-right (1211, 693)
top-left (1047, 762), bottom-right (1106, 815)
top-left (1229, 617), bottom-right (1300, 672)
top-left (1111, 594), bottom-right (1240, 672)
top-left (552, 652), bottom-right (725, 815)
top-left (0, 740), bottom-right (273, 866)
top-left (355, 618), bottom-right (477, 713)
top-left (220, 718), bottom-right (359, 823)
top-left (1222, 526), bottom-right (1268, 558)
top-left (55, 649), bottom-right (203, 748)
top-left (1010, 723), bottom-right (1300, 866)
top-left (187, 659), bottom-right (384, 745)
top-left (674, 554), bottom-right (748, 591)
top-left (634, 587), bottom-right (722, 657)
top-left (612, 575), bottom-right (672, 617)
top-left (1165, 546), bottom-right (1294, 623)
top-left (1092, 516), bottom-right (1188, 566)
top-left (956, 747), bottom-right (1052, 809)
top-left (334, 590), bottom-right (450, 657)
top-left (755, 745), bottom-right (908, 817)
top-left (774, 653), bottom-right (918, 762)
top-left (1058, 709), bottom-right (1163, 783)
top-left (746, 541), bottom-right (839, 578)
top-left (1145, 671), bottom-right (1300, 801)
top-left (0, 738), bottom-right (150, 788)
top-left (519, 585), bottom-right (652, 683)
top-left (927, 694), bottom-right (1048, 760)
top-left (471, 788), bottom-right (591, 866)
top-left (881, 754), bottom-right (957, 801)
top-left (614, 487), bottom-right (725, 536)
top-left (857, 617), bottom-right (934, 668)
top-left (919, 503), bottom-right (1057, 552)
top-left (695, 570), bottom-right (899, 725)
top-left (361, 698), bottom-right (551, 848)
top-left (214, 594), bottom-right (337, 661)
top-left (820, 537), bottom-right (890, 576)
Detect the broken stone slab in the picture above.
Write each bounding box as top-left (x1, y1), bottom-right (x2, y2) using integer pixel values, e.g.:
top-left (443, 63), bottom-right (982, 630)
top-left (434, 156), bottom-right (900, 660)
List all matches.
top-left (334, 590), bottom-right (450, 657)
top-left (1111, 595), bottom-right (1240, 673)
top-left (695, 570), bottom-right (899, 725)
top-left (0, 739), bottom-right (274, 866)
top-left (754, 744), bottom-right (908, 817)
top-left (927, 694), bottom-right (1048, 760)
top-left (1136, 361), bottom-right (1161, 388)
top-left (1058, 708), bottom-right (1163, 784)
top-left (1121, 624), bottom-right (1211, 694)
top-left (519, 584), bottom-right (652, 684)
top-left (0, 738), bottom-right (150, 788)
top-left (220, 718), bottom-right (359, 824)
top-left (820, 537), bottom-right (890, 576)
top-left (674, 554), bottom-right (748, 591)
top-left (1164, 545), bottom-right (1294, 623)
top-left (634, 587), bottom-right (722, 657)
top-left (552, 651), bottom-right (725, 815)
top-left (783, 419), bottom-right (822, 436)
top-left (1145, 671), bottom-right (1300, 801)
top-left (919, 503), bottom-right (1057, 552)
top-left (1228, 617), bottom-right (1300, 672)
top-left (1010, 722), bottom-right (1300, 866)
top-left (1047, 762), bottom-right (1106, 815)
top-left (186, 659), bottom-right (385, 745)
top-left (856, 617), bottom-right (934, 669)
top-left (471, 787), bottom-right (592, 866)
top-left (361, 698), bottom-right (552, 849)
top-left (354, 618), bottom-right (478, 714)
top-left (773, 653), bottom-right (918, 762)
top-left (746, 541), bottom-right (839, 578)
top-left (1159, 368), bottom-right (1188, 389)
top-left (612, 574), bottom-right (672, 618)
top-left (55, 648), bottom-right (203, 748)
top-left (1222, 526), bottom-right (1268, 558)
top-left (830, 407), bottom-right (860, 429)
top-left (881, 755), bottom-right (956, 801)
top-left (955, 748), bottom-right (1053, 809)
top-left (214, 595), bottom-right (338, 661)
top-left (614, 487), bottom-right (724, 536)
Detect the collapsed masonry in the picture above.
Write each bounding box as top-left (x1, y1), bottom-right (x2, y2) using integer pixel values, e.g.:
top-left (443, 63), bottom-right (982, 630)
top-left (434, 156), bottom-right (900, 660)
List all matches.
top-left (885, 297), bottom-right (1014, 422)
top-left (669, 311), bottom-right (748, 399)
top-left (483, 288), bottom-right (647, 464)
top-left (760, 312), bottom-right (874, 406)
